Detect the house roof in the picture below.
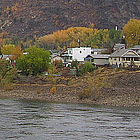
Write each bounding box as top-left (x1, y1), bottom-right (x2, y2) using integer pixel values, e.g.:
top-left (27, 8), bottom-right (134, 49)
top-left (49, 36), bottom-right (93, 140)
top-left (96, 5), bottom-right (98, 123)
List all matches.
top-left (49, 50), bottom-right (61, 56)
top-left (129, 45), bottom-right (140, 50)
top-left (113, 44), bottom-right (126, 50)
top-left (0, 55), bottom-right (11, 59)
top-left (86, 54), bottom-right (110, 59)
top-left (52, 55), bottom-right (63, 59)
top-left (91, 48), bottom-right (107, 52)
top-left (110, 49), bottom-right (140, 58)
top-left (92, 54), bottom-right (110, 59)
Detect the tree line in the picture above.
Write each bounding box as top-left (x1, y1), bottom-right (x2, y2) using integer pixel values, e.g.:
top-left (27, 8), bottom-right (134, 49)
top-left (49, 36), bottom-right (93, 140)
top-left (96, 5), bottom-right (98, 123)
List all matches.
top-left (37, 19), bottom-right (140, 49)
top-left (37, 26), bottom-right (122, 49)
top-left (0, 19), bottom-right (140, 52)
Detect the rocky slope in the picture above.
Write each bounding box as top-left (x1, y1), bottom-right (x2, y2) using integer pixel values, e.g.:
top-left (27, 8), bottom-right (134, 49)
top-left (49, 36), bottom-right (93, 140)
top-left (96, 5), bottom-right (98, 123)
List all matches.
top-left (0, 0), bottom-right (140, 39)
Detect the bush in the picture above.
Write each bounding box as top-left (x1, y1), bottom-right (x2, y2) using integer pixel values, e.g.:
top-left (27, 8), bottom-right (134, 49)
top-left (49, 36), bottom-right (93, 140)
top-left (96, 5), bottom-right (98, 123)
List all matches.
top-left (78, 71), bottom-right (110, 101)
top-left (78, 88), bottom-right (92, 100)
top-left (3, 84), bottom-right (14, 91)
top-left (0, 59), bottom-right (17, 90)
top-left (50, 86), bottom-right (56, 94)
top-left (81, 62), bottom-right (96, 74)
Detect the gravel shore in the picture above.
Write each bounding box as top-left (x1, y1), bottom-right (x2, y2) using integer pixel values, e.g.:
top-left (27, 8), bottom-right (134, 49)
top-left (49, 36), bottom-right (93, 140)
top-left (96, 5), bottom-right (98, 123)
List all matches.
top-left (0, 84), bottom-right (140, 107)
top-left (0, 69), bottom-right (140, 107)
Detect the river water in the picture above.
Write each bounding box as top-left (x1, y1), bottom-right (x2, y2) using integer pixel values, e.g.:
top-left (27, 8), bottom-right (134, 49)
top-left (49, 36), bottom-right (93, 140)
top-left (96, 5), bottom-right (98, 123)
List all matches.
top-left (0, 98), bottom-right (140, 140)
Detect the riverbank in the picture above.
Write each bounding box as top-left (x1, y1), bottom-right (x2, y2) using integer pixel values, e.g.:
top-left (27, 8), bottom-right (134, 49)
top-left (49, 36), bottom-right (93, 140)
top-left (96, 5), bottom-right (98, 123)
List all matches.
top-left (0, 68), bottom-right (140, 107)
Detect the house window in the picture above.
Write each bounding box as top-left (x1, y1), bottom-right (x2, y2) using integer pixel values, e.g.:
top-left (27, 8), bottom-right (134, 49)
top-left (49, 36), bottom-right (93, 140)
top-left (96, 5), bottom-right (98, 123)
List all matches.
top-left (69, 51), bottom-right (72, 54)
top-left (134, 58), bottom-right (139, 61)
top-left (119, 58), bottom-right (120, 61)
top-left (126, 58), bottom-right (130, 61)
top-left (114, 58), bottom-right (116, 61)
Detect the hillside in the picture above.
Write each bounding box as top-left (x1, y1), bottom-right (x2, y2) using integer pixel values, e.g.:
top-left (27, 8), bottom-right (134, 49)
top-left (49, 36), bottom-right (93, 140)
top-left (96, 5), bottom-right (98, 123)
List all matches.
top-left (0, 0), bottom-right (140, 39)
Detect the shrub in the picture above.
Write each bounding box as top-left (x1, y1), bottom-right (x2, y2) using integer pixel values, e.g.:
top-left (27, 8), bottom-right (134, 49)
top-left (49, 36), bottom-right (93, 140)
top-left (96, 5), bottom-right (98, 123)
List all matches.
top-left (50, 86), bottom-right (56, 94)
top-left (37, 88), bottom-right (42, 94)
top-left (78, 88), bottom-right (92, 100)
top-left (81, 62), bottom-right (96, 74)
top-left (0, 59), bottom-right (17, 90)
top-left (3, 84), bottom-right (14, 91)
top-left (78, 71), bottom-right (110, 101)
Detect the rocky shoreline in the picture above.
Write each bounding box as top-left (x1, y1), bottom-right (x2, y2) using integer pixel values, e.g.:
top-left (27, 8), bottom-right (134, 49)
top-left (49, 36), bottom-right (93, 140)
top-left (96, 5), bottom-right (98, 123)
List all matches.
top-left (0, 68), bottom-right (140, 108)
top-left (0, 84), bottom-right (140, 108)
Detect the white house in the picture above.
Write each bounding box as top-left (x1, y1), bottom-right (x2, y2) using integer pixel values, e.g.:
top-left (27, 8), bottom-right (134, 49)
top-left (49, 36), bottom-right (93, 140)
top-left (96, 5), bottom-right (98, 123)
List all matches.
top-left (67, 47), bottom-right (91, 62)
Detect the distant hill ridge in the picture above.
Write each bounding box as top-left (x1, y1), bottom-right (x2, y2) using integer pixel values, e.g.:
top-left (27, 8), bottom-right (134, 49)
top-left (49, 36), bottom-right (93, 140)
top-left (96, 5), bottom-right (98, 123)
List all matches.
top-left (0, 0), bottom-right (140, 39)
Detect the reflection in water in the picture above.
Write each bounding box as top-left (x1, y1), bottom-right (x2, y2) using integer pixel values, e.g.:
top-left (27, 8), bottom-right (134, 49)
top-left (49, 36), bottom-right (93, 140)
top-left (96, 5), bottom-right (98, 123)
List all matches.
top-left (0, 98), bottom-right (140, 140)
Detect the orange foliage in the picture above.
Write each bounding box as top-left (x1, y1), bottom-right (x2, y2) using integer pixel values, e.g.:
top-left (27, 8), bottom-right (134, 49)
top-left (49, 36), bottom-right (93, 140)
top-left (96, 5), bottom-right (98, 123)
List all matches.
top-left (11, 3), bottom-right (20, 12)
top-left (50, 86), bottom-right (56, 94)
top-left (11, 45), bottom-right (23, 60)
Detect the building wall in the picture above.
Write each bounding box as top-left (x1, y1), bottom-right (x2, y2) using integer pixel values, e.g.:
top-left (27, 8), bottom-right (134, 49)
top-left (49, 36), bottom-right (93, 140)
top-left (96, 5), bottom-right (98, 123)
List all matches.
top-left (94, 58), bottom-right (109, 66)
top-left (109, 57), bottom-right (140, 67)
top-left (109, 51), bottom-right (140, 67)
top-left (69, 47), bottom-right (91, 62)
top-left (109, 57), bottom-right (124, 67)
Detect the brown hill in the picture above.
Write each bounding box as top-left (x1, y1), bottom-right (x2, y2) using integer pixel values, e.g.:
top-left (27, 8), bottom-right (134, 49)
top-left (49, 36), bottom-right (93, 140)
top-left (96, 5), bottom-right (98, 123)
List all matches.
top-left (0, 0), bottom-right (140, 39)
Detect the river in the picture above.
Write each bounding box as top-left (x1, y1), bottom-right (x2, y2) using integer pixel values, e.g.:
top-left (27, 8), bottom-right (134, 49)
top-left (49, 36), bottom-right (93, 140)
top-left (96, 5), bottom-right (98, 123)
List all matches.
top-left (0, 98), bottom-right (140, 140)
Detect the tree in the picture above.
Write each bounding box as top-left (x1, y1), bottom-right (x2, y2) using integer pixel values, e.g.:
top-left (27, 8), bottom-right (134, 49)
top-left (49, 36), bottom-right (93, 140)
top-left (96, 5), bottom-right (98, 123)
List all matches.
top-left (90, 29), bottom-right (110, 48)
top-left (123, 19), bottom-right (140, 47)
top-left (11, 45), bottom-right (23, 60)
top-left (37, 27), bottom-right (95, 48)
top-left (37, 26), bottom-right (122, 49)
top-left (109, 29), bottom-right (122, 45)
top-left (71, 60), bottom-right (80, 76)
top-left (1, 44), bottom-right (23, 60)
top-left (0, 59), bottom-right (17, 89)
top-left (16, 46), bottom-right (51, 75)
top-left (1, 44), bottom-right (15, 55)
top-left (0, 59), bottom-right (11, 80)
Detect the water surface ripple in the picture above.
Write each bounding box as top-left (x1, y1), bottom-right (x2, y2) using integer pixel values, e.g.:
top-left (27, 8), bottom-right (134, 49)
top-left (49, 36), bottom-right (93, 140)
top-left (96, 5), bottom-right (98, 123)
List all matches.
top-left (0, 98), bottom-right (140, 140)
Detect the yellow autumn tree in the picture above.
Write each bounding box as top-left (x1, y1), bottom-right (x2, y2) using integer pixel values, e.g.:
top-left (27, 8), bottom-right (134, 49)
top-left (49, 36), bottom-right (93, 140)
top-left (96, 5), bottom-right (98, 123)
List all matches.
top-left (38, 26), bottom-right (98, 48)
top-left (53, 29), bottom-right (70, 48)
top-left (1, 44), bottom-right (23, 60)
top-left (38, 26), bottom-right (121, 49)
top-left (37, 34), bottom-right (56, 49)
top-left (123, 19), bottom-right (140, 47)
top-left (11, 45), bottom-right (23, 60)
top-left (1, 44), bottom-right (15, 55)
top-left (66, 27), bottom-right (94, 47)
